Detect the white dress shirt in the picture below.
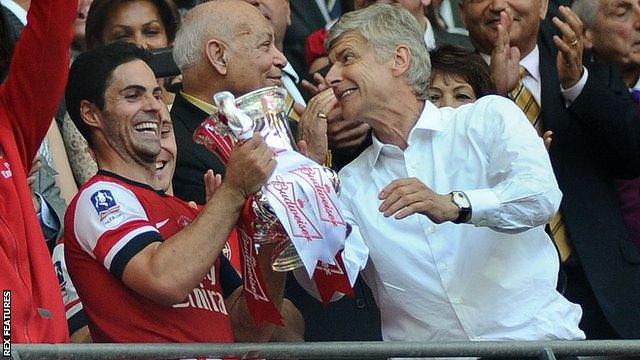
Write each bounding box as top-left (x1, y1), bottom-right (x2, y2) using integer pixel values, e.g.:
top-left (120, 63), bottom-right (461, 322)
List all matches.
top-left (338, 96), bottom-right (584, 344)
top-left (424, 21), bottom-right (436, 51)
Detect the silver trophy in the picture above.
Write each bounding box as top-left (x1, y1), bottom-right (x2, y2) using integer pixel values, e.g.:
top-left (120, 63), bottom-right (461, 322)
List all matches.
top-left (204, 86), bottom-right (341, 272)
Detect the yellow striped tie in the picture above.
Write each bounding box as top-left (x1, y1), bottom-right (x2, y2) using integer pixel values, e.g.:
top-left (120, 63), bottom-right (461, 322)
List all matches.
top-left (509, 67), bottom-right (572, 262)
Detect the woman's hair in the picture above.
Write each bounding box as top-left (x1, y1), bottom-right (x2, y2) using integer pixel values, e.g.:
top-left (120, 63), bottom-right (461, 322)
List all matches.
top-left (85, 0), bottom-right (180, 50)
top-left (0, 7), bottom-right (16, 82)
top-left (429, 45), bottom-right (496, 98)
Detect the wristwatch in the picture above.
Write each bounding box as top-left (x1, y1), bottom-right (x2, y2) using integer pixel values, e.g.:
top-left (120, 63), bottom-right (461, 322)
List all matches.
top-left (450, 190), bottom-right (472, 224)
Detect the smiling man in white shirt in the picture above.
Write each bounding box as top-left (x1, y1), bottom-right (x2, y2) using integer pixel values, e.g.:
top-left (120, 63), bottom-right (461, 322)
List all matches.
top-left (313, 3), bottom-right (584, 352)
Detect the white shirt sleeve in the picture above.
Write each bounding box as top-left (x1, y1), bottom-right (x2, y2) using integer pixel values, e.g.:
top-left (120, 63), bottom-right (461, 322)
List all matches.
top-left (561, 66), bottom-right (589, 106)
top-left (464, 97), bottom-right (562, 233)
top-left (72, 182), bottom-right (161, 277)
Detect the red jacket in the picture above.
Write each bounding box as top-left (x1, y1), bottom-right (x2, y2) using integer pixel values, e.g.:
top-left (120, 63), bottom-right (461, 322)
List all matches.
top-left (0, 0), bottom-right (75, 343)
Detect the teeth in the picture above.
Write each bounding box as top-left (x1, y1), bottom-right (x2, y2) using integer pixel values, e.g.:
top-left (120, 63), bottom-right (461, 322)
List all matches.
top-left (340, 89), bottom-right (355, 100)
top-left (134, 122), bottom-right (158, 132)
top-left (155, 161), bottom-right (166, 170)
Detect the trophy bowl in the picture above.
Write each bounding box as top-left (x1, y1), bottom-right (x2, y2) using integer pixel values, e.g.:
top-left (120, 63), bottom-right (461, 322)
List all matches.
top-left (198, 86), bottom-right (342, 272)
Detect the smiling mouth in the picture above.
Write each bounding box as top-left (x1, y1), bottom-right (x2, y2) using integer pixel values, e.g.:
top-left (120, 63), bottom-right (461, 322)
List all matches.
top-left (155, 160), bottom-right (167, 171)
top-left (338, 88), bottom-right (358, 100)
top-left (134, 122), bottom-right (158, 135)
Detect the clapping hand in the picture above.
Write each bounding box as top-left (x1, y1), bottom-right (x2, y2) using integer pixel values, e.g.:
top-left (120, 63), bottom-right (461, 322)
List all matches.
top-left (490, 10), bottom-right (521, 95)
top-left (552, 6), bottom-right (584, 89)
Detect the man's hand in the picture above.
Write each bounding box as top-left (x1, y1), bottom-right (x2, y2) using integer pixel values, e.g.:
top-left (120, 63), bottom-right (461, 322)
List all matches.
top-left (27, 155), bottom-right (42, 213)
top-left (378, 178), bottom-right (459, 223)
top-left (299, 88), bottom-right (337, 163)
top-left (204, 169), bottom-right (223, 202)
top-left (543, 131), bottom-right (553, 152)
top-left (301, 73), bottom-right (330, 97)
top-left (327, 113), bottom-right (370, 152)
top-left (553, 5), bottom-right (584, 89)
top-left (490, 10), bottom-right (521, 95)
top-left (224, 134), bottom-right (276, 198)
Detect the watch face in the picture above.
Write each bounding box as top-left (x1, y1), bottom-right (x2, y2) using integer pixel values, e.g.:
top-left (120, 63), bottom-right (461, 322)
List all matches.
top-left (453, 191), bottom-right (471, 208)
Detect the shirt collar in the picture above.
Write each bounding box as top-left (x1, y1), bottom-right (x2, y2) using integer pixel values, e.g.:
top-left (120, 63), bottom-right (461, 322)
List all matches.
top-left (480, 45), bottom-right (540, 83)
top-left (632, 76), bottom-right (640, 91)
top-left (282, 63), bottom-right (300, 84)
top-left (424, 21), bottom-right (436, 51)
top-left (370, 101), bottom-right (443, 165)
top-left (180, 90), bottom-right (218, 115)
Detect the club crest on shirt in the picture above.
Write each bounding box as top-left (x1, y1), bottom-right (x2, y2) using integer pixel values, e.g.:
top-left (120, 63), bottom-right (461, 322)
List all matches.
top-left (91, 189), bottom-right (124, 227)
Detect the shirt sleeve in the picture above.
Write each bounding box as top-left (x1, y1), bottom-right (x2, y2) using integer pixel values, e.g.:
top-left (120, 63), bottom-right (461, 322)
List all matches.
top-left (52, 243), bottom-right (87, 335)
top-left (219, 255), bottom-right (242, 298)
top-left (464, 96), bottom-right (563, 233)
top-left (71, 182), bottom-right (162, 280)
top-left (0, 0), bottom-right (76, 168)
top-left (561, 66), bottom-right (589, 106)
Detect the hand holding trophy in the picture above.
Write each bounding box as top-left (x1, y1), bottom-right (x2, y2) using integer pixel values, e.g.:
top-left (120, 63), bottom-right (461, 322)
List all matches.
top-left (194, 86), bottom-right (368, 325)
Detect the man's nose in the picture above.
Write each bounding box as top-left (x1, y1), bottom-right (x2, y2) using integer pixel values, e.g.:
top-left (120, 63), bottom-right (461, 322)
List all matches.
top-left (489, 0), bottom-right (508, 13)
top-left (325, 63), bottom-right (343, 86)
top-left (273, 47), bottom-right (287, 68)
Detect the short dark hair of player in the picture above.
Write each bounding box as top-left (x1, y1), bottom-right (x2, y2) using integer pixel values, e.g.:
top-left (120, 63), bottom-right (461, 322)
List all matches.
top-left (429, 44), bottom-right (497, 98)
top-left (85, 0), bottom-right (180, 50)
top-left (66, 41), bottom-right (152, 146)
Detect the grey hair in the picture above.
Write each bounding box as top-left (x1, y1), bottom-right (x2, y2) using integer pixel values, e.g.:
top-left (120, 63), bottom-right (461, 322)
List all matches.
top-left (172, 4), bottom-right (214, 71)
top-left (325, 4), bottom-right (431, 98)
top-left (571, 0), bottom-right (598, 29)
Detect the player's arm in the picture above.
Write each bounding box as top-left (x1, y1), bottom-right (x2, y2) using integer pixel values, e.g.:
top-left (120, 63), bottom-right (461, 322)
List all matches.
top-left (122, 135), bottom-right (276, 306)
top-left (2, 0), bottom-right (76, 167)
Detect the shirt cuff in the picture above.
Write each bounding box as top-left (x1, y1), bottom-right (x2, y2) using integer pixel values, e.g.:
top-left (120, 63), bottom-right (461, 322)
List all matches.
top-left (561, 66), bottom-right (588, 106)
top-left (464, 188), bottom-right (500, 227)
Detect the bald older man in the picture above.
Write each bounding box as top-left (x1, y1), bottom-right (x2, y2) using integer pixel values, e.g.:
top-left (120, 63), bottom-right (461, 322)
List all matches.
top-left (171, 0), bottom-right (291, 205)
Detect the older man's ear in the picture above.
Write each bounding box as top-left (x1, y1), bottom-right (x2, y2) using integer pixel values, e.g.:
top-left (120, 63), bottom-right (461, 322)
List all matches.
top-left (206, 39), bottom-right (228, 75)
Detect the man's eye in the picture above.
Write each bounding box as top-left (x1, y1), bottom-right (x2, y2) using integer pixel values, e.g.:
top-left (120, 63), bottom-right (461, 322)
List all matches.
top-left (456, 93), bottom-right (472, 100)
top-left (616, 5), bottom-right (629, 16)
top-left (427, 93), bottom-right (441, 101)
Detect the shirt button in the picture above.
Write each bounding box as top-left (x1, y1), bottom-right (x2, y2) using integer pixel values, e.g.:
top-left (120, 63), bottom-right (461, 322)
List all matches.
top-left (430, 226), bottom-right (436, 234)
top-left (355, 298), bottom-right (366, 309)
top-left (455, 297), bottom-right (463, 304)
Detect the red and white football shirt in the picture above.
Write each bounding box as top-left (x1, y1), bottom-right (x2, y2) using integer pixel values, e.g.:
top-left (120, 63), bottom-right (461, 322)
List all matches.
top-left (64, 171), bottom-right (237, 343)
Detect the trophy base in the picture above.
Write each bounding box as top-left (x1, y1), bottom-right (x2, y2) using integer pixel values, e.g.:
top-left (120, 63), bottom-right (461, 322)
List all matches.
top-left (272, 241), bottom-right (305, 272)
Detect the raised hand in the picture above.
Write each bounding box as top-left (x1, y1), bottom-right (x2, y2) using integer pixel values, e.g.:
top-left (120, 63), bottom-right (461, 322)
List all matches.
top-left (224, 134), bottom-right (276, 198)
top-left (301, 73), bottom-right (330, 98)
top-left (490, 10), bottom-right (521, 95)
top-left (299, 88), bottom-right (337, 164)
top-left (552, 5), bottom-right (584, 89)
top-left (378, 178), bottom-right (459, 223)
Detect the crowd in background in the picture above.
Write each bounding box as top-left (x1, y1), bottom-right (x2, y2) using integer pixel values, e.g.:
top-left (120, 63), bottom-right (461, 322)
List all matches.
top-left (2, 0), bottom-right (640, 356)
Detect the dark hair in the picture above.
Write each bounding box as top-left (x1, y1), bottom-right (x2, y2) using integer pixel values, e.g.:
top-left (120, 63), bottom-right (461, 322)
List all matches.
top-left (429, 45), bottom-right (496, 98)
top-left (66, 42), bottom-right (151, 146)
top-left (0, 7), bottom-right (16, 82)
top-left (85, 0), bottom-right (180, 50)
